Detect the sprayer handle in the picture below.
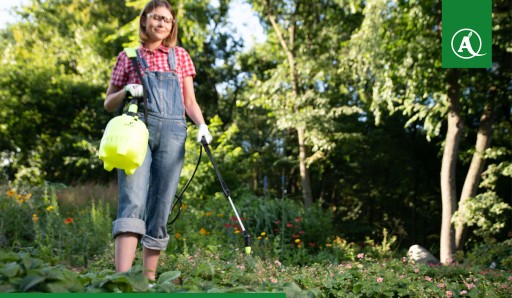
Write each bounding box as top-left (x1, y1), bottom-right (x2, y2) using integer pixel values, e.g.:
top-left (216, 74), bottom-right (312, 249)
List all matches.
top-left (201, 136), bottom-right (209, 146)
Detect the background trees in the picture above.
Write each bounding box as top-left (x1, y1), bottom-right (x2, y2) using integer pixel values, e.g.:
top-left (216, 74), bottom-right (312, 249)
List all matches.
top-left (1, 0), bottom-right (510, 262)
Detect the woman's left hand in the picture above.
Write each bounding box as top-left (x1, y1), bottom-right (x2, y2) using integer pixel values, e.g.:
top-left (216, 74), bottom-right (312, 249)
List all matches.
top-left (197, 124), bottom-right (213, 144)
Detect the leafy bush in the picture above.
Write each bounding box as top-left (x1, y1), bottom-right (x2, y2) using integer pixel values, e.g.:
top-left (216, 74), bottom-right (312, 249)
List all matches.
top-left (1, 183), bottom-right (112, 267)
top-left (0, 251), bottom-right (83, 292)
top-left (167, 191), bottom-right (336, 265)
top-left (3, 248), bottom-right (511, 296)
top-left (465, 239), bottom-right (512, 270)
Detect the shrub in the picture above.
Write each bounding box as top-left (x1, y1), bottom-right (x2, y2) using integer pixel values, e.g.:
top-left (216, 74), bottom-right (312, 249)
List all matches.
top-left (1, 183), bottom-right (112, 267)
top-left (466, 238), bottom-right (512, 270)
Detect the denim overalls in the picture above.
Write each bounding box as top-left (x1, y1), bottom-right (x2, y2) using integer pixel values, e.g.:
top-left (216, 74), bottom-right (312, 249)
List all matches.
top-left (112, 48), bottom-right (187, 251)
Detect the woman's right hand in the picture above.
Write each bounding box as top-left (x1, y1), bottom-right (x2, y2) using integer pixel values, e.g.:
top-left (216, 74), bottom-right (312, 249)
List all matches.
top-left (124, 84), bottom-right (144, 98)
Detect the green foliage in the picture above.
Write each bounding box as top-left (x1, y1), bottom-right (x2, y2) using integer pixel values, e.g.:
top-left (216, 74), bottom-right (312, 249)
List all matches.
top-left (0, 0), bottom-right (510, 282)
top-left (1, 183), bottom-right (511, 295)
top-left (0, 0), bottom-right (245, 185)
top-left (0, 0), bottom-right (129, 184)
top-left (465, 239), bottom-right (512, 271)
top-left (453, 147), bottom-right (512, 242)
top-left (2, 248), bottom-right (511, 295)
top-left (452, 192), bottom-right (511, 240)
top-left (0, 183), bottom-right (112, 267)
top-left (167, 186), bottom-right (336, 265)
top-left (0, 251), bottom-right (83, 292)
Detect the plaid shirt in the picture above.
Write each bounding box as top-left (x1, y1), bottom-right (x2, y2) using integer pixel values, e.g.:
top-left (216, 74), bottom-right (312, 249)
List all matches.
top-left (110, 45), bottom-right (196, 102)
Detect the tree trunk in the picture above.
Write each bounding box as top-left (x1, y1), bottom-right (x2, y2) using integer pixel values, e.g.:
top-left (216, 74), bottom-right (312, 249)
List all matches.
top-left (455, 98), bottom-right (496, 250)
top-left (264, 0), bottom-right (313, 207)
top-left (440, 69), bottom-right (463, 264)
top-left (297, 126), bottom-right (313, 207)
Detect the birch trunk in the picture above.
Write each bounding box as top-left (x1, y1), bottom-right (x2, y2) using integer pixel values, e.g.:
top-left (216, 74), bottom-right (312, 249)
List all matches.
top-left (455, 99), bottom-right (496, 250)
top-left (440, 69), bottom-right (463, 264)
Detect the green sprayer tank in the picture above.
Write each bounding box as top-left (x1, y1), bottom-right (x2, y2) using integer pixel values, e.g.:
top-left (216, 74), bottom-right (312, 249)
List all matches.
top-left (99, 101), bottom-right (148, 175)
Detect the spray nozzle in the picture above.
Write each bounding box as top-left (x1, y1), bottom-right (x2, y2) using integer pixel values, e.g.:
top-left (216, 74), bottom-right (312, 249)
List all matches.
top-left (244, 231), bottom-right (251, 254)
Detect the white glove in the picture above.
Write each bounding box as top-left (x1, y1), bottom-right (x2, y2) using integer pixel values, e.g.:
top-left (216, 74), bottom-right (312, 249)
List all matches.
top-left (197, 124), bottom-right (212, 144)
top-left (124, 84), bottom-right (143, 98)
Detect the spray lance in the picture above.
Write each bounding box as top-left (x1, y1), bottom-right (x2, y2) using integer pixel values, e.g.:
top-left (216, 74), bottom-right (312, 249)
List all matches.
top-left (201, 137), bottom-right (251, 254)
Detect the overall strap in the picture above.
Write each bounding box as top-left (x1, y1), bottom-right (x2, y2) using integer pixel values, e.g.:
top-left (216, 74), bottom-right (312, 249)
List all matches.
top-left (168, 47), bottom-right (176, 71)
top-left (124, 48), bottom-right (148, 124)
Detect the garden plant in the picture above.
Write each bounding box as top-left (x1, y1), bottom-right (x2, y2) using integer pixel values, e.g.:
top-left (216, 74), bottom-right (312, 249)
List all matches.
top-left (1, 183), bottom-right (511, 297)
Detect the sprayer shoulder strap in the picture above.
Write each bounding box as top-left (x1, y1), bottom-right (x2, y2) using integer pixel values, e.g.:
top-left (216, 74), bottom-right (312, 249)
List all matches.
top-left (124, 47), bottom-right (148, 124)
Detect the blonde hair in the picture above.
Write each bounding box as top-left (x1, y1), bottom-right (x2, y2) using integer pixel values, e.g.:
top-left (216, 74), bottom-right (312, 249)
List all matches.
top-left (139, 0), bottom-right (178, 47)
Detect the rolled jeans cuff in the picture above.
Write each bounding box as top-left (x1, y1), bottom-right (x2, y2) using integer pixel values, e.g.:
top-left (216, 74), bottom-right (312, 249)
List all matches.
top-left (142, 234), bottom-right (170, 251)
top-left (112, 218), bottom-right (146, 238)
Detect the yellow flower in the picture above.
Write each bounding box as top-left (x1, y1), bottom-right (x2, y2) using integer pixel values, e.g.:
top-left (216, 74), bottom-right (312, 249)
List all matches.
top-left (200, 228), bottom-right (208, 235)
top-left (45, 206), bottom-right (54, 212)
top-left (206, 211), bottom-right (212, 217)
top-left (260, 231), bottom-right (266, 236)
top-left (175, 233), bottom-right (181, 239)
top-left (257, 236), bottom-right (262, 240)
top-left (16, 194), bottom-right (22, 199)
top-left (6, 190), bottom-right (16, 197)
top-left (24, 193), bottom-right (32, 200)
top-left (32, 213), bottom-right (39, 222)
top-left (218, 213), bottom-right (224, 217)
top-left (234, 228), bottom-right (240, 234)
top-left (295, 239), bottom-right (301, 243)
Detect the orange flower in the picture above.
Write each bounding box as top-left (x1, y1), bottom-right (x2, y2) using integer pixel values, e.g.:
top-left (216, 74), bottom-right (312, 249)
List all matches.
top-left (175, 233), bottom-right (181, 239)
top-left (200, 228), bottom-right (207, 235)
top-left (6, 190), bottom-right (16, 197)
top-left (32, 213), bottom-right (39, 222)
top-left (64, 217), bottom-right (74, 224)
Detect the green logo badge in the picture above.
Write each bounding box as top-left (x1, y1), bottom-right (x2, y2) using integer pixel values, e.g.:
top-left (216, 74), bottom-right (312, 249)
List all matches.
top-left (442, 0), bottom-right (492, 68)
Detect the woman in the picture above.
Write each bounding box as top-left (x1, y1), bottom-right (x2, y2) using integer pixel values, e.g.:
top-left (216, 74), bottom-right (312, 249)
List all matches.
top-left (104, 0), bottom-right (212, 281)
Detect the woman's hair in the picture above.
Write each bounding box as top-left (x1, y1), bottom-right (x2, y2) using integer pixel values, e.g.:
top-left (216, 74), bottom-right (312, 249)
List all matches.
top-left (139, 0), bottom-right (178, 47)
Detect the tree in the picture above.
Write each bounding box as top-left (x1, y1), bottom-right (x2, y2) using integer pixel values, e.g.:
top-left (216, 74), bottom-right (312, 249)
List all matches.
top-left (246, 0), bottom-right (364, 207)
top-left (348, 0), bottom-right (511, 263)
top-left (0, 0), bottom-right (135, 184)
top-left (0, 0), bottom-right (242, 184)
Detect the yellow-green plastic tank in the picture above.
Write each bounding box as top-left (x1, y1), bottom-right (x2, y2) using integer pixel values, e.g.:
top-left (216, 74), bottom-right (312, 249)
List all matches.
top-left (99, 104), bottom-right (148, 175)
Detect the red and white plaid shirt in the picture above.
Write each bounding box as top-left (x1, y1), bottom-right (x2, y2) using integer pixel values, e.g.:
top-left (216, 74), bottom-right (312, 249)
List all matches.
top-left (110, 45), bottom-right (196, 102)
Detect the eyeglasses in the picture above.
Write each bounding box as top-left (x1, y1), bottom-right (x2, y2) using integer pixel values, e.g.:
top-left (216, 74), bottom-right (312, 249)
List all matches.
top-left (147, 13), bottom-right (175, 24)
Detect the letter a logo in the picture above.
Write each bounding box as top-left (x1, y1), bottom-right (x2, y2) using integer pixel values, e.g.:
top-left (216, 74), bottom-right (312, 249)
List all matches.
top-left (442, 0), bottom-right (491, 68)
top-left (451, 29), bottom-right (486, 59)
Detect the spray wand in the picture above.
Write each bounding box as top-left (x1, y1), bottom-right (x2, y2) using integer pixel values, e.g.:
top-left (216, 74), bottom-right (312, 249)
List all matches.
top-left (201, 137), bottom-right (251, 254)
